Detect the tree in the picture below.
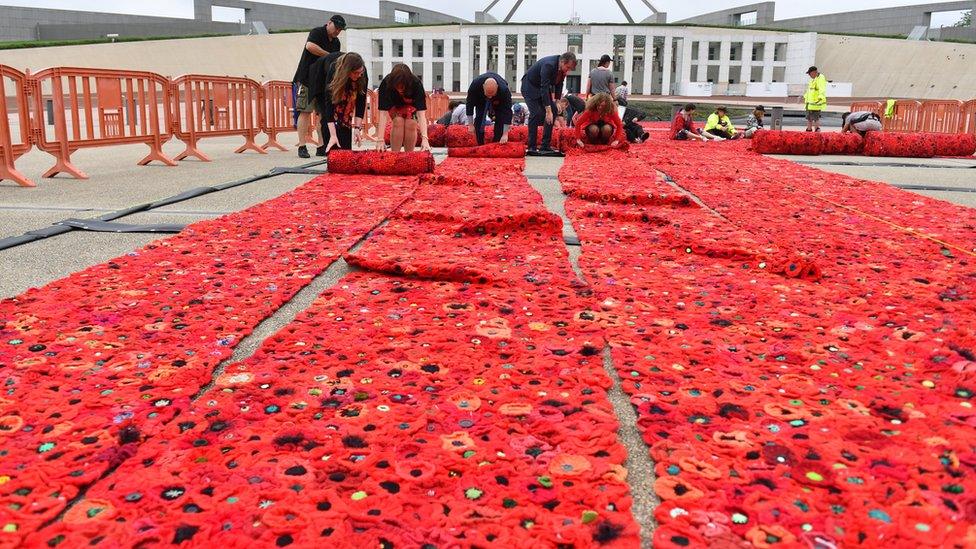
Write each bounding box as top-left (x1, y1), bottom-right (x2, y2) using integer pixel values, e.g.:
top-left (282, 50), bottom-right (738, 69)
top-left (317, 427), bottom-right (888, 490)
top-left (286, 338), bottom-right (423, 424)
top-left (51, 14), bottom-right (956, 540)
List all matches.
top-left (954, 9), bottom-right (972, 27)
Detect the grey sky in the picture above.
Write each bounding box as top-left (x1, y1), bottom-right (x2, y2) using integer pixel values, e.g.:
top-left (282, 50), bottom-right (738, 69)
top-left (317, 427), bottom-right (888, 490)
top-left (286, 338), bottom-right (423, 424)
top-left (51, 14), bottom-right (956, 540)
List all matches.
top-left (1, 0), bottom-right (969, 25)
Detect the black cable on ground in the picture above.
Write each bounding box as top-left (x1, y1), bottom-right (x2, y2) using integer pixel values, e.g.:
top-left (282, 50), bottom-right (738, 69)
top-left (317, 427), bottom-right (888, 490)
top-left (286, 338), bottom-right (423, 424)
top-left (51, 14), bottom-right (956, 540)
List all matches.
top-left (0, 159), bottom-right (328, 252)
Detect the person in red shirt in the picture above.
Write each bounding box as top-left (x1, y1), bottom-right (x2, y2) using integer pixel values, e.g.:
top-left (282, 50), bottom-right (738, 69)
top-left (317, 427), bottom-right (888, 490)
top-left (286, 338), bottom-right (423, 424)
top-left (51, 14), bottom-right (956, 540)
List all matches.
top-left (670, 103), bottom-right (708, 141)
top-left (574, 93), bottom-right (626, 148)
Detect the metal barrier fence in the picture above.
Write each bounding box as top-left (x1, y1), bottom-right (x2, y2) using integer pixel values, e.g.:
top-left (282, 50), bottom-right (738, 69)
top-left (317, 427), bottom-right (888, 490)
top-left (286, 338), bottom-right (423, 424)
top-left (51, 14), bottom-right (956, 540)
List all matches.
top-left (851, 99), bottom-right (976, 134)
top-left (260, 80), bottom-right (294, 152)
top-left (30, 67), bottom-right (176, 179)
top-left (918, 100), bottom-right (963, 134)
top-left (0, 66), bottom-right (33, 187)
top-left (170, 74), bottom-right (265, 162)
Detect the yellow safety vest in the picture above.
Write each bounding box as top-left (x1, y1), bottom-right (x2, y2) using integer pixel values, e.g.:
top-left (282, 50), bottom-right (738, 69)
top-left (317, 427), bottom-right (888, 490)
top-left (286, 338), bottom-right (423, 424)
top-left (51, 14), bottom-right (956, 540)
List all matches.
top-left (804, 74), bottom-right (827, 111)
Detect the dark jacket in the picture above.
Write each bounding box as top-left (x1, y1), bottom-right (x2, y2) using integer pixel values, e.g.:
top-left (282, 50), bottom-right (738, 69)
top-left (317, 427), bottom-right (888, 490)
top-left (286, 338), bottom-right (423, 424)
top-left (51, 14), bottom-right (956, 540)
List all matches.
top-left (466, 72), bottom-right (513, 125)
top-left (520, 55), bottom-right (565, 103)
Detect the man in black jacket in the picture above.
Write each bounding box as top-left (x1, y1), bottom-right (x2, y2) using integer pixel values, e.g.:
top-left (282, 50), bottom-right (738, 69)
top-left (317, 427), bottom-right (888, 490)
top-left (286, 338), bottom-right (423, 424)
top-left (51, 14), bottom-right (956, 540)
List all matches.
top-left (466, 72), bottom-right (513, 145)
top-left (520, 52), bottom-right (577, 156)
top-left (292, 14), bottom-right (344, 158)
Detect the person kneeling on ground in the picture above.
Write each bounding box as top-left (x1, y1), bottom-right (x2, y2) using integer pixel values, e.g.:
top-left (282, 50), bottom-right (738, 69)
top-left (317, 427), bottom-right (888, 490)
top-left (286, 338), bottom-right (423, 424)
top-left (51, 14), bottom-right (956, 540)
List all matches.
top-left (574, 93), bottom-right (626, 148)
top-left (621, 108), bottom-right (649, 143)
top-left (703, 106), bottom-right (739, 140)
top-left (842, 110), bottom-right (883, 136)
top-left (670, 103), bottom-right (708, 142)
top-left (743, 105), bottom-right (765, 138)
top-left (375, 63), bottom-right (431, 153)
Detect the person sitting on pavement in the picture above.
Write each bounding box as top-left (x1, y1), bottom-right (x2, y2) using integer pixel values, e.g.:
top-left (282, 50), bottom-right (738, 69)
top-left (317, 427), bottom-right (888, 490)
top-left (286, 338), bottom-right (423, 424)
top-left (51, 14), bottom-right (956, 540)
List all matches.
top-left (743, 105), bottom-right (765, 138)
top-left (703, 106), bottom-right (739, 140)
top-left (574, 93), bottom-right (626, 148)
top-left (842, 110), bottom-right (883, 136)
top-left (670, 103), bottom-right (708, 142)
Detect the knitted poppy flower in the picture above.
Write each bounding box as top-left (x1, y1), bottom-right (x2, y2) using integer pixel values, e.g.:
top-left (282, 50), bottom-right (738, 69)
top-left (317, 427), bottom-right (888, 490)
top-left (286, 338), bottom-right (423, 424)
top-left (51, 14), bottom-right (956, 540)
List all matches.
top-left (328, 150), bottom-right (434, 175)
top-left (447, 142), bottom-right (526, 158)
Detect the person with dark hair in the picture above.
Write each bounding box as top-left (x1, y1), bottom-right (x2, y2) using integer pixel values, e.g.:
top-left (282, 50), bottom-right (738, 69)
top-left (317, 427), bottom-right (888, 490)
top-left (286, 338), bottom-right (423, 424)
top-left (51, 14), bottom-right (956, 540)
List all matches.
top-left (587, 54), bottom-right (615, 97)
top-left (293, 14), bottom-right (345, 158)
top-left (375, 64), bottom-right (431, 153)
top-left (621, 108), bottom-right (649, 143)
top-left (703, 106), bottom-right (739, 140)
top-left (436, 100), bottom-right (463, 125)
top-left (615, 80), bottom-right (630, 106)
top-left (670, 103), bottom-right (708, 141)
top-left (310, 52), bottom-right (368, 153)
top-left (842, 110), bottom-right (883, 136)
top-left (805, 66), bottom-right (827, 132)
top-left (520, 51), bottom-right (577, 156)
top-left (743, 105), bottom-right (765, 138)
top-left (466, 72), bottom-right (514, 145)
top-left (557, 93), bottom-right (587, 127)
top-left (574, 93), bottom-right (626, 147)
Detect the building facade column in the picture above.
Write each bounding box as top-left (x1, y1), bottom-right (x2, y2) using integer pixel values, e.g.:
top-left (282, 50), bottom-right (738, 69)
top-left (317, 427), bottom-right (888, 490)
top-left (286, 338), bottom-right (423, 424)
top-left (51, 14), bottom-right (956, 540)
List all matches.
top-left (623, 32), bottom-right (634, 92)
top-left (382, 36), bottom-right (393, 78)
top-left (741, 38), bottom-right (754, 82)
top-left (423, 37), bottom-right (434, 90)
top-left (460, 31), bottom-right (472, 92)
top-left (696, 38), bottom-right (707, 82)
top-left (496, 33), bottom-right (505, 77)
top-left (642, 33), bottom-right (654, 96)
top-left (479, 33), bottom-right (489, 74)
top-left (763, 39), bottom-right (775, 82)
top-left (661, 34), bottom-right (674, 95)
top-left (444, 36), bottom-right (455, 92)
top-left (680, 36), bottom-right (693, 93)
top-left (516, 33), bottom-right (526, 85)
top-left (718, 39), bottom-right (731, 84)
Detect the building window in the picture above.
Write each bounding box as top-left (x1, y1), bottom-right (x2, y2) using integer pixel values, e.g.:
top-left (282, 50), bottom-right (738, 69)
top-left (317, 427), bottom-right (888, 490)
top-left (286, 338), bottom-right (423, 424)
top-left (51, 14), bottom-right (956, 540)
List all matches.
top-left (453, 39), bottom-right (461, 58)
top-left (524, 34), bottom-right (538, 69)
top-left (394, 10), bottom-right (411, 24)
top-left (568, 33), bottom-right (583, 54)
top-left (487, 34), bottom-right (499, 72)
top-left (708, 41), bottom-right (721, 61)
top-left (505, 34), bottom-right (518, 82)
top-left (730, 42), bottom-right (743, 61)
top-left (470, 36), bottom-right (480, 70)
top-left (392, 39), bottom-right (403, 58)
top-left (752, 43), bottom-right (765, 62)
top-left (413, 39), bottom-right (424, 57)
top-left (413, 61), bottom-right (424, 81)
top-left (736, 11), bottom-right (758, 26)
top-left (750, 65), bottom-right (763, 82)
top-left (433, 39), bottom-right (444, 58)
top-left (774, 43), bottom-right (787, 62)
top-left (691, 41), bottom-right (700, 60)
top-left (772, 66), bottom-right (786, 82)
top-left (372, 39), bottom-right (383, 57)
top-left (613, 34), bottom-right (626, 76)
top-left (728, 66), bottom-right (741, 84)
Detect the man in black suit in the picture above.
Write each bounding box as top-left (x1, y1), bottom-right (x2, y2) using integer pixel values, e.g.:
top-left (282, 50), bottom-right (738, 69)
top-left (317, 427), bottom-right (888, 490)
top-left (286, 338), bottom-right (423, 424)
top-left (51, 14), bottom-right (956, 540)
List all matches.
top-left (520, 52), bottom-right (577, 156)
top-left (466, 72), bottom-right (513, 145)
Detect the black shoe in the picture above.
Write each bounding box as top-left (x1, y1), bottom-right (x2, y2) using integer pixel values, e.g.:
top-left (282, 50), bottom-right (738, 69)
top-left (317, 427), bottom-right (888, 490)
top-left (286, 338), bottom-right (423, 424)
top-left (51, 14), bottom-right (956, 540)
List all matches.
top-left (538, 147), bottom-right (564, 157)
top-left (637, 113), bottom-right (647, 121)
top-left (526, 148), bottom-right (539, 157)
top-left (315, 146), bottom-right (327, 157)
top-left (298, 145), bottom-right (310, 159)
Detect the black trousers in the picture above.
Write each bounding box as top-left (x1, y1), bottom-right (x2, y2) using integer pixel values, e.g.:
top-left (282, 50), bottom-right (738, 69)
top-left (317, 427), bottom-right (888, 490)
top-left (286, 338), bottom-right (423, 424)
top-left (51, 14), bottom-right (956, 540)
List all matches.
top-left (521, 83), bottom-right (554, 149)
top-left (474, 105), bottom-right (505, 145)
top-left (320, 118), bottom-right (353, 149)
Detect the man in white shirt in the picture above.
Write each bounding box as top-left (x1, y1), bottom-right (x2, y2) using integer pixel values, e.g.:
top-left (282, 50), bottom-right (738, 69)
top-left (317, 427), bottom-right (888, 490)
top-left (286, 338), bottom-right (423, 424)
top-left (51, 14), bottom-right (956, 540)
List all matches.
top-left (615, 81), bottom-right (630, 105)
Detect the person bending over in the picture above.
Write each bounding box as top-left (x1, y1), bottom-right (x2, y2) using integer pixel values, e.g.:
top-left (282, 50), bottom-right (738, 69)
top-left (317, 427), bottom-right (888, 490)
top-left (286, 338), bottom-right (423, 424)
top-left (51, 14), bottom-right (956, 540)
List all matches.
top-left (293, 14), bottom-right (344, 158)
top-left (703, 106), bottom-right (739, 140)
top-left (319, 53), bottom-right (368, 153)
top-left (842, 111), bottom-right (883, 136)
top-left (375, 64), bottom-right (431, 153)
top-left (670, 103), bottom-right (708, 141)
top-left (466, 72), bottom-right (513, 145)
top-left (574, 93), bottom-right (626, 148)
top-left (520, 51), bottom-right (577, 156)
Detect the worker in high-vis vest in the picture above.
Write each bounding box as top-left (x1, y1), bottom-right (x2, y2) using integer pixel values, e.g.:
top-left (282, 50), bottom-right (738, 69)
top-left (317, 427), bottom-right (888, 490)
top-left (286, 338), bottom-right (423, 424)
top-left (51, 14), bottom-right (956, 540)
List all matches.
top-left (804, 66), bottom-right (827, 132)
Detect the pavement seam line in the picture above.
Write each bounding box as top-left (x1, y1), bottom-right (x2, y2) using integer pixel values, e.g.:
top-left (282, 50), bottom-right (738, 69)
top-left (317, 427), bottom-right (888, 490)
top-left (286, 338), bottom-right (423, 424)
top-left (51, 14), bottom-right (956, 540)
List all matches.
top-left (528, 157), bottom-right (658, 548)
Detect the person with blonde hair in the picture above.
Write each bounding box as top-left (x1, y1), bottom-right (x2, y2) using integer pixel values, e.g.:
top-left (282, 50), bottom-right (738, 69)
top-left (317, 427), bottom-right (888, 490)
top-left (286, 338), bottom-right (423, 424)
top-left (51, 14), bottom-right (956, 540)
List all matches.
top-left (375, 64), bottom-right (431, 153)
top-left (573, 93), bottom-right (626, 148)
top-left (310, 52), bottom-right (368, 153)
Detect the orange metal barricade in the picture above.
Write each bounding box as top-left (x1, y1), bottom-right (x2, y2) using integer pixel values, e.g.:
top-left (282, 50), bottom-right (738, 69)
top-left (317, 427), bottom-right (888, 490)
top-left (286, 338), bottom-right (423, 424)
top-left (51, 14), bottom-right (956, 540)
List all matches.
top-left (427, 92), bottom-right (450, 122)
top-left (918, 100), bottom-right (963, 134)
top-left (30, 67), bottom-right (175, 179)
top-left (0, 65), bottom-right (34, 187)
top-left (882, 100), bottom-right (921, 133)
top-left (849, 101), bottom-right (883, 117)
top-left (959, 99), bottom-right (976, 136)
top-left (170, 75), bottom-right (265, 161)
top-left (260, 80), bottom-right (295, 151)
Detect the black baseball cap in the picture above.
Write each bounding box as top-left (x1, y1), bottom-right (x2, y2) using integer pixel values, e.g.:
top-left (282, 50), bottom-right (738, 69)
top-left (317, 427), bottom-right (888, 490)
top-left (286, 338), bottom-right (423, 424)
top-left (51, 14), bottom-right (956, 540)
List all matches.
top-left (600, 54), bottom-right (613, 64)
top-left (806, 66), bottom-right (818, 74)
top-left (755, 105), bottom-right (766, 111)
top-left (330, 15), bottom-right (347, 29)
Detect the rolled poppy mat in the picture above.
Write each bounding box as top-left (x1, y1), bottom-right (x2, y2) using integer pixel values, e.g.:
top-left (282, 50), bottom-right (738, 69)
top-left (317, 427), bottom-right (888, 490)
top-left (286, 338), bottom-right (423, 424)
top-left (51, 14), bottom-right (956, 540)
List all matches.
top-left (750, 130), bottom-right (826, 155)
top-left (444, 125), bottom-right (559, 149)
top-left (820, 132), bottom-right (864, 155)
top-left (864, 131), bottom-right (976, 158)
top-left (327, 150), bottom-right (435, 175)
top-left (447, 141), bottom-right (526, 158)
